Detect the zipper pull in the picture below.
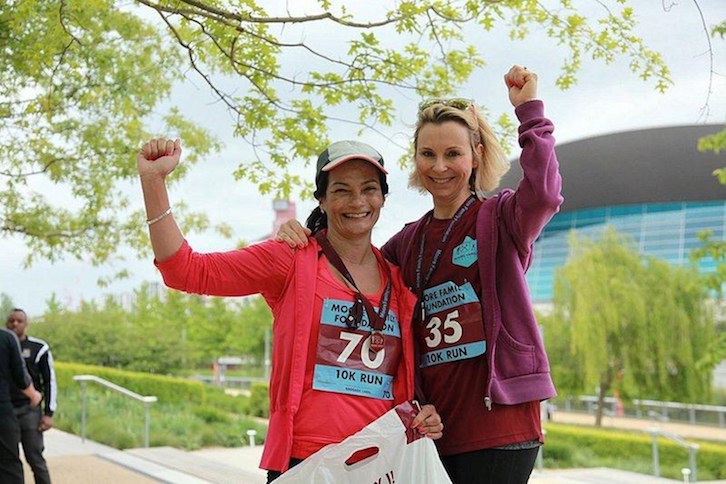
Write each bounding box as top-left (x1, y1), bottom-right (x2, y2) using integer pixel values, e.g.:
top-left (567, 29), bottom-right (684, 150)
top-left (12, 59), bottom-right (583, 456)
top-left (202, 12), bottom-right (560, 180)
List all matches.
top-left (485, 396), bottom-right (492, 411)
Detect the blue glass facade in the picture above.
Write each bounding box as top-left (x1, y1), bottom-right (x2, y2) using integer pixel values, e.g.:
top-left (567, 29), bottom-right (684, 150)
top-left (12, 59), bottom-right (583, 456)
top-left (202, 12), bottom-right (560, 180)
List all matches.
top-left (528, 201), bottom-right (726, 302)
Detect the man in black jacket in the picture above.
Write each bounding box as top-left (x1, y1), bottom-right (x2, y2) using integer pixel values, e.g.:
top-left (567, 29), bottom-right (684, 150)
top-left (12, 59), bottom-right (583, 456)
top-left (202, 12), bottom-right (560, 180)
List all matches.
top-left (1, 325), bottom-right (41, 484)
top-left (7, 308), bottom-right (56, 484)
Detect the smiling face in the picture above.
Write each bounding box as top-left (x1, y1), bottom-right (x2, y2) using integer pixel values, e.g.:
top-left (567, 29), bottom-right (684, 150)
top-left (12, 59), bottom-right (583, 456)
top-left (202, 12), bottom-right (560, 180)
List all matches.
top-left (319, 159), bottom-right (384, 242)
top-left (414, 120), bottom-right (481, 218)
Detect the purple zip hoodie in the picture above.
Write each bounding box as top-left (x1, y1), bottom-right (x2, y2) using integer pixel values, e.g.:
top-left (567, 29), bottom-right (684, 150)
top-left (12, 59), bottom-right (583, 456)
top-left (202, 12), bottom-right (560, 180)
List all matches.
top-left (382, 99), bottom-right (563, 407)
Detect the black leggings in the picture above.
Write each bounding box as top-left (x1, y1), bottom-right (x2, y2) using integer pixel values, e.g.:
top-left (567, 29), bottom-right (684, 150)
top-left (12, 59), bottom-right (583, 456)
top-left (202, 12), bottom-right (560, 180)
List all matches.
top-left (266, 458), bottom-right (303, 483)
top-left (441, 447), bottom-right (540, 484)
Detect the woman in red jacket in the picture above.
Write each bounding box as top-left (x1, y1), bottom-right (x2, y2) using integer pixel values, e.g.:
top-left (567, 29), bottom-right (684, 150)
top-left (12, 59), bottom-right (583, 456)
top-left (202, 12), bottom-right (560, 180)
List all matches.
top-left (137, 139), bottom-right (443, 482)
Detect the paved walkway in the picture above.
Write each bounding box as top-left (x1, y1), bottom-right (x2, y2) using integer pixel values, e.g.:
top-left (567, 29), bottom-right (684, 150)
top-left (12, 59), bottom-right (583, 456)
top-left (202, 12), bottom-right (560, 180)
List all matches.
top-left (549, 411), bottom-right (726, 442)
top-left (21, 429), bottom-right (158, 483)
top-left (22, 412), bottom-right (726, 483)
top-left (191, 446), bottom-right (266, 482)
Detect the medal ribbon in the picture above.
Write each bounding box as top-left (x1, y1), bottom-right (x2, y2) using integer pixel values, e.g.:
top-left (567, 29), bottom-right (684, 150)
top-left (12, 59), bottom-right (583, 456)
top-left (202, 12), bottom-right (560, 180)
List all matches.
top-left (315, 231), bottom-right (392, 351)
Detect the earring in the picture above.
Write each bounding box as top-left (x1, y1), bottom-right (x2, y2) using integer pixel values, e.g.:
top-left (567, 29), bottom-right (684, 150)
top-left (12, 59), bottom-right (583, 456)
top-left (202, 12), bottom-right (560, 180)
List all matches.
top-left (320, 208), bottom-right (325, 215)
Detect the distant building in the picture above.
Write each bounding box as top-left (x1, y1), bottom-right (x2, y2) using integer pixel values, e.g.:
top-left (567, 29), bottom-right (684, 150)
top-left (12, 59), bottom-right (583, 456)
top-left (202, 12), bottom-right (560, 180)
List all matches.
top-left (271, 199), bottom-right (297, 239)
top-left (501, 125), bottom-right (725, 390)
top-left (109, 281), bottom-right (167, 312)
top-left (255, 199), bottom-right (297, 242)
top-left (110, 291), bottom-right (134, 312)
top-left (498, 125), bottom-right (725, 303)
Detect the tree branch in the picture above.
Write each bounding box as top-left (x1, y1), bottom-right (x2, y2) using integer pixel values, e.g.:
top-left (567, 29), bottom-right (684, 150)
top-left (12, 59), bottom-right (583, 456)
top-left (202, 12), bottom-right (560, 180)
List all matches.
top-left (688, 0), bottom-right (714, 121)
top-left (426, 10), bottom-right (448, 67)
top-left (48, 2), bottom-right (83, 112)
top-left (158, 12), bottom-right (247, 120)
top-left (154, 5), bottom-right (422, 94)
top-left (136, 0), bottom-right (405, 28)
top-left (0, 158), bottom-right (61, 178)
top-left (1, 220), bottom-right (110, 240)
top-left (177, 0), bottom-right (404, 28)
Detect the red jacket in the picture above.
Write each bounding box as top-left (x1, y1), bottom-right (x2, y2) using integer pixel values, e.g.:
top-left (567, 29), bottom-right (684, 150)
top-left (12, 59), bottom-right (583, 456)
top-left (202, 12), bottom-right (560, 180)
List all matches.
top-left (156, 238), bottom-right (416, 471)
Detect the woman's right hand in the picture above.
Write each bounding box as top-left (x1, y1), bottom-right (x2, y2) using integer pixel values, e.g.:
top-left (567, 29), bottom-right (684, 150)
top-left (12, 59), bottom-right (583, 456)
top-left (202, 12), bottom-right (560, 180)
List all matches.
top-left (275, 219), bottom-right (312, 248)
top-left (138, 138), bottom-right (182, 180)
top-left (504, 65), bottom-right (538, 107)
top-left (411, 404), bottom-right (444, 440)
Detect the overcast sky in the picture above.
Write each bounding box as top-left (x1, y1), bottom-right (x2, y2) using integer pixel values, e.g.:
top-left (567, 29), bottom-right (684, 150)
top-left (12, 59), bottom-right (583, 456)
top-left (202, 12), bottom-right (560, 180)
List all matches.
top-left (3, 0), bottom-right (726, 317)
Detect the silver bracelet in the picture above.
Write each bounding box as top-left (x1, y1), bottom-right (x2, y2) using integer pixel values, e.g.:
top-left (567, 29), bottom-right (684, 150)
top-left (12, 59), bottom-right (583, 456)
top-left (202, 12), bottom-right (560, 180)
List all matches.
top-left (146, 207), bottom-right (172, 226)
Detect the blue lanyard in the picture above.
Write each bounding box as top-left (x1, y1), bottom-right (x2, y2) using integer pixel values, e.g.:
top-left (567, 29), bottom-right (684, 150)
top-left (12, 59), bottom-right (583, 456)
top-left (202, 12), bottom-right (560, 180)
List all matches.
top-left (414, 195), bottom-right (477, 322)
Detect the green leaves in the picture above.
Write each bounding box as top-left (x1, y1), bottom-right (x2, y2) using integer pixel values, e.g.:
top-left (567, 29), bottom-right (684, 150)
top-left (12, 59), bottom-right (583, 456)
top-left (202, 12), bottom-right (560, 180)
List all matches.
top-left (712, 20), bottom-right (726, 38)
top-left (551, 228), bottom-right (716, 405)
top-left (692, 20), bottom-right (726, 369)
top-left (698, 128), bottom-right (726, 155)
top-left (1, 0), bottom-right (219, 265)
top-left (2, 0), bottom-right (676, 267)
top-left (34, 283), bottom-right (273, 373)
top-left (136, 0), bottom-right (672, 203)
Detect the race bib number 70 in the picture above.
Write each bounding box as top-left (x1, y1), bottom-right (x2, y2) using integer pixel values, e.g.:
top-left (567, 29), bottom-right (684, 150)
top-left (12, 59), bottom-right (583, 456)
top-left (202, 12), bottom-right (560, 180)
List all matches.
top-left (313, 298), bottom-right (402, 400)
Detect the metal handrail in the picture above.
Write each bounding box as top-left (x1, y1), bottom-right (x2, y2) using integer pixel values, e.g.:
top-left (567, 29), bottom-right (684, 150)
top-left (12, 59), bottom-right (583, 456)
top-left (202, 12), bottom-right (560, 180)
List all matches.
top-left (73, 374), bottom-right (157, 448)
top-left (570, 395), bottom-right (726, 427)
top-left (647, 427), bottom-right (699, 483)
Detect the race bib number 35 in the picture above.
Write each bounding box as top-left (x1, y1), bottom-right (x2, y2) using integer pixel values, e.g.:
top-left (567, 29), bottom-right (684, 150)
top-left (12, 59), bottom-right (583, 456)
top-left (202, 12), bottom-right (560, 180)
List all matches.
top-left (313, 298), bottom-right (402, 400)
top-left (419, 281), bottom-right (486, 368)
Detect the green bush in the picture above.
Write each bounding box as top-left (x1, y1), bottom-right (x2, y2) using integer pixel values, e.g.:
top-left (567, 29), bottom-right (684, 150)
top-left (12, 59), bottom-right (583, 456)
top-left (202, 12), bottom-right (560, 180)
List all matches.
top-left (192, 405), bottom-right (231, 424)
top-left (541, 438), bottom-right (577, 468)
top-left (204, 387), bottom-right (250, 414)
top-left (53, 361), bottom-right (268, 450)
top-left (248, 382), bottom-right (270, 418)
top-left (57, 362), bottom-right (210, 404)
top-left (87, 416), bottom-right (138, 449)
top-left (56, 359), bottom-right (726, 478)
top-left (698, 441), bottom-right (726, 479)
top-left (544, 423), bottom-right (726, 480)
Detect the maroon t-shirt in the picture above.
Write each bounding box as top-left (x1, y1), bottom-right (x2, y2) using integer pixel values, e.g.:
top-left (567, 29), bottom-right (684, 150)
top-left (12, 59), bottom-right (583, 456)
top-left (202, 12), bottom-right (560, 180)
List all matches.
top-left (402, 200), bottom-right (541, 455)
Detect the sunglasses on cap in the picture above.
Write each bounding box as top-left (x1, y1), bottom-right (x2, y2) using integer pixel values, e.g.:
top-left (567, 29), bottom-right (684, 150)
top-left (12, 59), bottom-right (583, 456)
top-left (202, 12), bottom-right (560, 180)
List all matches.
top-left (418, 97), bottom-right (474, 112)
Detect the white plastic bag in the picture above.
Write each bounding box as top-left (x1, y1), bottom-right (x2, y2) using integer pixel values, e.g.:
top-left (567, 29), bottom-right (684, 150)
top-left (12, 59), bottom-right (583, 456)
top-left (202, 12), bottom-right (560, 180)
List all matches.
top-left (276, 401), bottom-right (452, 483)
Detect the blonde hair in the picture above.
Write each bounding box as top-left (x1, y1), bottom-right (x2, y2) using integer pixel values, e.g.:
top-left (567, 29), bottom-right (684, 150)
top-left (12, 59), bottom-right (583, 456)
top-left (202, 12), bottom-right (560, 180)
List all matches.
top-left (409, 103), bottom-right (510, 196)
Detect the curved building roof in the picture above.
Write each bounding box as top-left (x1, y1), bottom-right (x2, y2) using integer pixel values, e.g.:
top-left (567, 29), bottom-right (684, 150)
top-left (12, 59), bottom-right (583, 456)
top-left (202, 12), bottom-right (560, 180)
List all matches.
top-left (499, 124), bottom-right (725, 213)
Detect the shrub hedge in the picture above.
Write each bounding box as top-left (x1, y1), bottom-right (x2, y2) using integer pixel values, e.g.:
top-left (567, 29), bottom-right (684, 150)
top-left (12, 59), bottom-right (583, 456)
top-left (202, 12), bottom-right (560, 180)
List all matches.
top-left (54, 361), bottom-right (266, 449)
top-left (544, 423), bottom-right (726, 480)
top-left (54, 361), bottom-right (726, 479)
top-left (57, 362), bottom-right (211, 404)
top-left (248, 382), bottom-right (270, 418)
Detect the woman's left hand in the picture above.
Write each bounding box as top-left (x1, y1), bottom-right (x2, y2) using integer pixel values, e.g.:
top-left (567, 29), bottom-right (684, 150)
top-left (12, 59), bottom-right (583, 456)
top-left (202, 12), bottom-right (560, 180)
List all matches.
top-left (411, 404), bottom-right (444, 440)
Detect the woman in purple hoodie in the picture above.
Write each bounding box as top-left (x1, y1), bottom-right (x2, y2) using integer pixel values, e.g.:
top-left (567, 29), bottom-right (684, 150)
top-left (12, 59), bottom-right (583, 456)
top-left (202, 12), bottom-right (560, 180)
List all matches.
top-left (277, 65), bottom-right (563, 483)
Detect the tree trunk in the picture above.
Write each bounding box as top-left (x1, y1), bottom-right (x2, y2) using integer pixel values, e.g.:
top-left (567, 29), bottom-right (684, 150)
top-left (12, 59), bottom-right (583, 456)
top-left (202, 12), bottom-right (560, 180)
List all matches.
top-left (595, 368), bottom-right (614, 427)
